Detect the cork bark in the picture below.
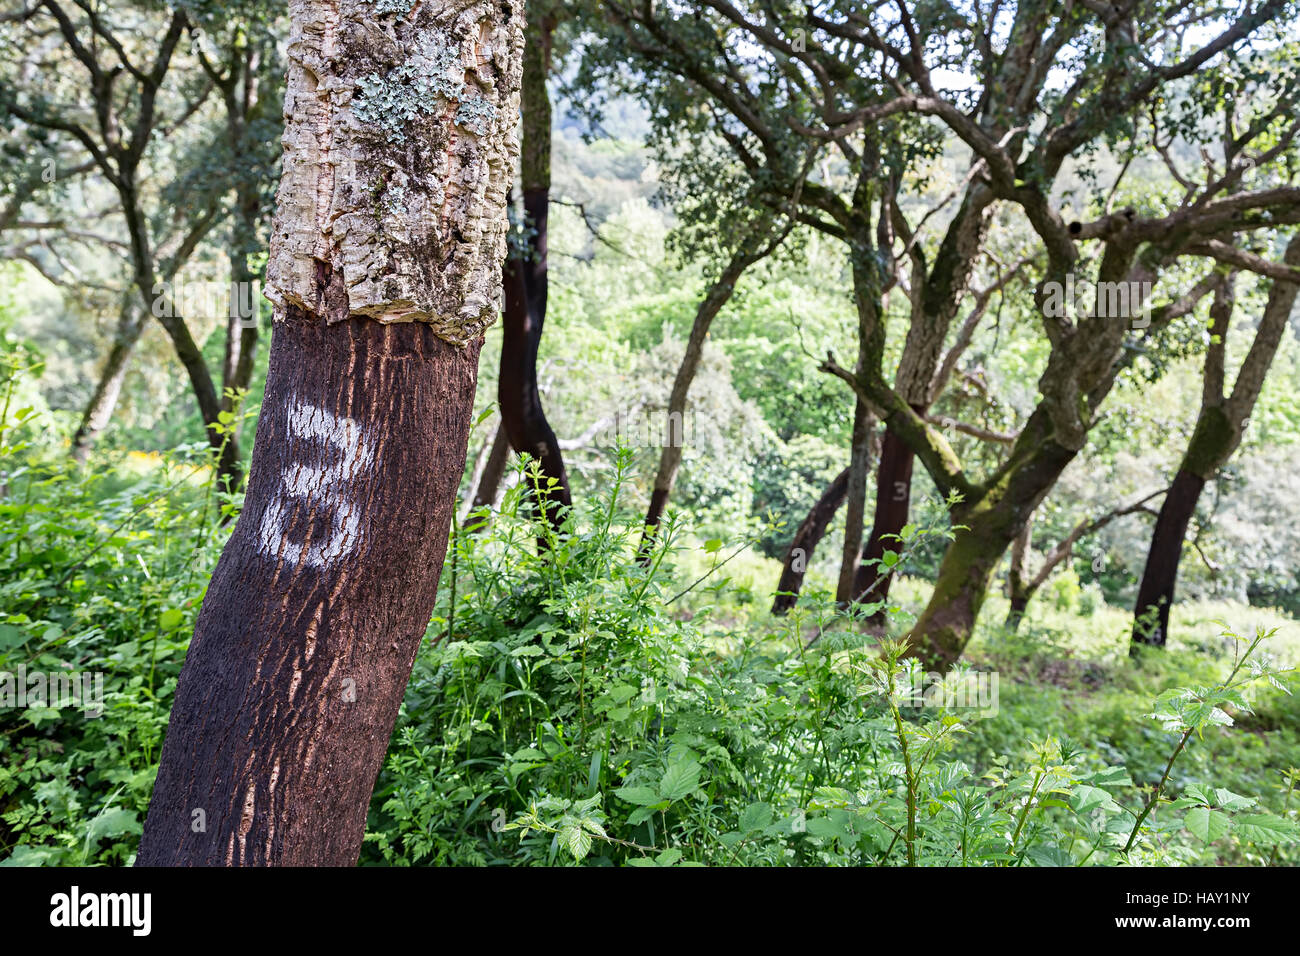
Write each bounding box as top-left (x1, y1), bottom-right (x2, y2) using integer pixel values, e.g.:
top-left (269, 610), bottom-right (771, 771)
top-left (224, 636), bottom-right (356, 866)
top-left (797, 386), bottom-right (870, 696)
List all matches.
top-left (138, 0), bottom-right (523, 866)
top-left (265, 0), bottom-right (522, 340)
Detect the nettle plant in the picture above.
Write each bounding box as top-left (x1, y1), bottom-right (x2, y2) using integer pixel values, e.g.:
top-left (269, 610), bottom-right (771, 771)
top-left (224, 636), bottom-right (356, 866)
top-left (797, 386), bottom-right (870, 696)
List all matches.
top-left (364, 450), bottom-right (1298, 866)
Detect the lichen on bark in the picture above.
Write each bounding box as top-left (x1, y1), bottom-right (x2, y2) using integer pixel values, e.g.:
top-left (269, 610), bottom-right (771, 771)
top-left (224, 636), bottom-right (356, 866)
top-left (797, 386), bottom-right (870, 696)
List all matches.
top-left (265, 0), bottom-right (524, 345)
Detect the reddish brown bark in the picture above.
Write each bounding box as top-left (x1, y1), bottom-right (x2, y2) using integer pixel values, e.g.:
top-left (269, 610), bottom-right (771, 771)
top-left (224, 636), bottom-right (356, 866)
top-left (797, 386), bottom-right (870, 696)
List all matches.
top-left (137, 313), bottom-right (482, 865)
top-left (498, 12), bottom-right (570, 533)
top-left (772, 466), bottom-right (850, 615)
top-left (853, 410), bottom-right (921, 613)
top-left (1131, 469), bottom-right (1207, 649)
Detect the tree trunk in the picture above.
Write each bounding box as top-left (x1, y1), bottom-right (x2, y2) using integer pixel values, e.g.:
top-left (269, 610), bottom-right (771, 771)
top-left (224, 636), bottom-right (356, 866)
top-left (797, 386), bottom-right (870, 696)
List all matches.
top-left (638, 221), bottom-right (785, 555)
top-left (72, 302), bottom-right (145, 461)
top-left (1131, 468), bottom-right (1207, 649)
top-left (138, 0), bottom-right (522, 866)
top-left (499, 12), bottom-right (570, 534)
top-left (1130, 239), bottom-right (1299, 651)
top-left (836, 399), bottom-right (874, 603)
top-left (1004, 516), bottom-right (1033, 632)
top-left (137, 316), bottom-right (482, 865)
top-left (906, 412), bottom-right (1076, 671)
top-left (852, 413), bottom-right (919, 611)
top-left (852, 186), bottom-right (991, 612)
top-left (772, 466), bottom-right (849, 614)
top-left (1005, 594), bottom-right (1029, 633)
top-left (500, 246), bottom-right (571, 529)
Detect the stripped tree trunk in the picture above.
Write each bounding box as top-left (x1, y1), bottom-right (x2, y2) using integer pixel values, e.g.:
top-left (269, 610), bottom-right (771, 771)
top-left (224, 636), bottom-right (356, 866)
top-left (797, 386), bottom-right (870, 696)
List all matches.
top-left (137, 0), bottom-right (523, 866)
top-left (772, 466), bottom-right (850, 614)
top-left (1132, 241), bottom-right (1300, 650)
top-left (72, 301), bottom-right (145, 461)
top-left (499, 12), bottom-right (570, 533)
top-left (639, 220), bottom-right (787, 556)
top-left (852, 412), bottom-right (917, 608)
top-left (1131, 470), bottom-right (1207, 647)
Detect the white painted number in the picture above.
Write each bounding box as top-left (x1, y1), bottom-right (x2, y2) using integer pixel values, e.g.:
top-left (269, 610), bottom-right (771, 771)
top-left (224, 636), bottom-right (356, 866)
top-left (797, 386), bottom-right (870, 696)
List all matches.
top-left (257, 402), bottom-right (375, 568)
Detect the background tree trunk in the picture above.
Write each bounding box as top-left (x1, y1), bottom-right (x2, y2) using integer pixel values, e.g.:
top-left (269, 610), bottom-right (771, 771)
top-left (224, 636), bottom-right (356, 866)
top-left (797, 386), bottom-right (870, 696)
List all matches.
top-left (852, 412), bottom-right (919, 610)
top-left (1132, 242), bottom-right (1300, 650)
top-left (1131, 469), bottom-right (1208, 648)
top-left (72, 301), bottom-right (144, 461)
top-left (1004, 515), bottom-right (1033, 632)
top-left (639, 220), bottom-right (787, 555)
top-left (772, 466), bottom-right (849, 614)
top-left (499, 12), bottom-right (570, 534)
top-left (138, 0), bottom-right (523, 866)
top-left (906, 411), bottom-right (1077, 671)
top-left (851, 188), bottom-right (992, 613)
top-left (836, 399), bottom-right (874, 603)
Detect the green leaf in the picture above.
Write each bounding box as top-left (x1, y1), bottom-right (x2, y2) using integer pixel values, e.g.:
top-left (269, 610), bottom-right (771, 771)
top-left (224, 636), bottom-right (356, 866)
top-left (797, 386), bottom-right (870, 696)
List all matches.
top-left (1184, 807), bottom-right (1232, 843)
top-left (560, 824), bottom-right (592, 861)
top-left (1071, 785), bottom-right (1120, 815)
top-left (0, 623), bottom-right (28, 650)
top-left (739, 801), bottom-right (772, 833)
top-left (608, 684), bottom-right (639, 704)
top-left (86, 808), bottom-right (141, 842)
top-left (1232, 814), bottom-right (1300, 844)
top-left (658, 760), bottom-right (702, 802)
top-left (1026, 845), bottom-right (1074, 867)
top-left (615, 785), bottom-right (662, 807)
top-left (805, 814), bottom-right (850, 841)
top-left (1212, 788), bottom-right (1256, 812)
